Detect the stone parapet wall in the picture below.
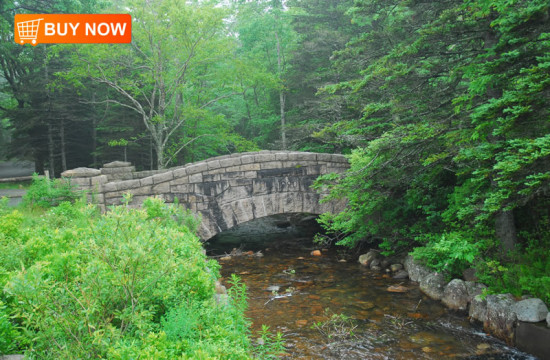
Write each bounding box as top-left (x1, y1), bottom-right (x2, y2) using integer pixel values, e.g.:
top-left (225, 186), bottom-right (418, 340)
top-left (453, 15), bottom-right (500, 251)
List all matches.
top-left (62, 151), bottom-right (350, 239)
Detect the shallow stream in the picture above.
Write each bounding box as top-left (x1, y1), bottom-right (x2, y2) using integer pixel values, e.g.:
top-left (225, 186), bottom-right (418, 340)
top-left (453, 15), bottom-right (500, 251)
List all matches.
top-left (206, 215), bottom-right (536, 359)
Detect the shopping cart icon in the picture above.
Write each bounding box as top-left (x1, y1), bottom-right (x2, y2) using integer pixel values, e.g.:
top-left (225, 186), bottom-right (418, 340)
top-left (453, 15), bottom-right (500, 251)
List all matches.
top-left (16, 18), bottom-right (43, 45)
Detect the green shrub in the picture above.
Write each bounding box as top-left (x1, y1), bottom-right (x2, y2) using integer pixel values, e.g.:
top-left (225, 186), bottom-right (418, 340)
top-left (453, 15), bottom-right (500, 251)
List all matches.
top-left (2, 199), bottom-right (253, 359)
top-left (410, 231), bottom-right (484, 278)
top-left (22, 174), bottom-right (80, 208)
top-left (0, 300), bottom-right (19, 355)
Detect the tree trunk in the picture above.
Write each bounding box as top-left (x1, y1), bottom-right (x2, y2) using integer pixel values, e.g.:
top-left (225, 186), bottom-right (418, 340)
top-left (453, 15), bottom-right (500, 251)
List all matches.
top-left (60, 118), bottom-right (67, 171)
top-left (92, 117), bottom-right (98, 167)
top-left (275, 31), bottom-right (287, 150)
top-left (495, 210), bottom-right (517, 253)
top-left (47, 122), bottom-right (55, 178)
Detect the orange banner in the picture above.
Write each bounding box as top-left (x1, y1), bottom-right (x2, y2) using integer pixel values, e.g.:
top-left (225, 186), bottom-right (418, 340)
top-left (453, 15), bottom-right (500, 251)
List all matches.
top-left (14, 14), bottom-right (131, 46)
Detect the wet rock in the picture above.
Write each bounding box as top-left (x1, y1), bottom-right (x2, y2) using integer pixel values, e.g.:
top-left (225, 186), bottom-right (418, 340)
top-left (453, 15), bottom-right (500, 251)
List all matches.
top-left (387, 285), bottom-right (409, 293)
top-left (469, 294), bottom-right (488, 323)
top-left (393, 270), bottom-right (409, 279)
top-left (513, 298), bottom-right (549, 322)
top-left (370, 258), bottom-right (381, 269)
top-left (390, 263), bottom-right (403, 272)
top-left (359, 250), bottom-right (378, 267)
top-left (403, 255), bottom-right (431, 282)
top-left (219, 256), bottom-right (231, 261)
top-left (484, 293), bottom-right (517, 344)
top-left (463, 268), bottom-right (478, 282)
top-left (380, 258), bottom-right (391, 269)
top-left (265, 285), bottom-right (280, 292)
top-left (420, 272), bottom-right (447, 300)
top-left (371, 265), bottom-right (382, 271)
top-left (465, 281), bottom-right (487, 302)
top-left (310, 250), bottom-right (322, 256)
top-left (442, 279), bottom-right (469, 311)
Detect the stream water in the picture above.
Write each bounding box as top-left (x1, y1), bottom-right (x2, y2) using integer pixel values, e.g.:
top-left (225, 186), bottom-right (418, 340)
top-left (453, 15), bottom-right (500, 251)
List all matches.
top-left (206, 215), bottom-right (537, 360)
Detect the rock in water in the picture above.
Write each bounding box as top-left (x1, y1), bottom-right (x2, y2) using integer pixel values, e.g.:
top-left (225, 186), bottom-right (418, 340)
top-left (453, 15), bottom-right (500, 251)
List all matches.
top-left (484, 294), bottom-right (517, 344)
top-left (420, 273), bottom-right (447, 300)
top-left (358, 250), bottom-right (378, 267)
top-left (513, 298), bottom-right (549, 322)
top-left (441, 279), bottom-right (469, 311)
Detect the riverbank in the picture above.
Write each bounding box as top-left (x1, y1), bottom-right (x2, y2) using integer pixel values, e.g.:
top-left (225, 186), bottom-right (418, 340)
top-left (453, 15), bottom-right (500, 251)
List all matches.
top-left (357, 249), bottom-right (550, 359)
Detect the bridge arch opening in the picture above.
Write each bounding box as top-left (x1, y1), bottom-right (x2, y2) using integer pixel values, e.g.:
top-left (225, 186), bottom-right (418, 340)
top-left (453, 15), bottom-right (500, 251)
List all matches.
top-left (204, 213), bottom-right (323, 256)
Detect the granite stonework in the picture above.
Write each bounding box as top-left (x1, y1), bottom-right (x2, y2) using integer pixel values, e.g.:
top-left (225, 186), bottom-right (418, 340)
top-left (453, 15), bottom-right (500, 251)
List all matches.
top-left (62, 151), bottom-right (349, 240)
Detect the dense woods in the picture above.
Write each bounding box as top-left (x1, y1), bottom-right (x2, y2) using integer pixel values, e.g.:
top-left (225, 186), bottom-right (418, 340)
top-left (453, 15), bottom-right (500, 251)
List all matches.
top-left (1, 0), bottom-right (549, 357)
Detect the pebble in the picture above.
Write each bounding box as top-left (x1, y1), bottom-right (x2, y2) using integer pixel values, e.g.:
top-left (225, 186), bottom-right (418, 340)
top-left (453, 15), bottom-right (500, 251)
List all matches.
top-left (387, 285), bottom-right (409, 293)
top-left (311, 250), bottom-right (322, 256)
top-left (219, 256), bottom-right (231, 261)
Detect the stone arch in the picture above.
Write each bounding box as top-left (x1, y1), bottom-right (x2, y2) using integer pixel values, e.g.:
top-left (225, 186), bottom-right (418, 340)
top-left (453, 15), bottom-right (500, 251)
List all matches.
top-left (66, 151), bottom-right (349, 240)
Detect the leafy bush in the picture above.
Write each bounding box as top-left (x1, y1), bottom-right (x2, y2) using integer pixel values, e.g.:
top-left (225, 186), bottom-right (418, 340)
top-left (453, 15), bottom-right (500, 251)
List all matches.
top-left (23, 174), bottom-right (80, 208)
top-left (1, 199), bottom-right (253, 358)
top-left (0, 300), bottom-right (19, 355)
top-left (410, 231), bottom-right (484, 278)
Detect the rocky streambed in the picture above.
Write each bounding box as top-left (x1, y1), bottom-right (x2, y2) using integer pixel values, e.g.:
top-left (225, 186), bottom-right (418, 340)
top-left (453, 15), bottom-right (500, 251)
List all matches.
top-left (207, 218), bottom-right (539, 359)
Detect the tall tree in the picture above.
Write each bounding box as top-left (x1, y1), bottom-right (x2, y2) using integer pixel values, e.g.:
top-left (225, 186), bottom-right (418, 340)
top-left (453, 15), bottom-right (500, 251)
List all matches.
top-left (61, 0), bottom-right (244, 169)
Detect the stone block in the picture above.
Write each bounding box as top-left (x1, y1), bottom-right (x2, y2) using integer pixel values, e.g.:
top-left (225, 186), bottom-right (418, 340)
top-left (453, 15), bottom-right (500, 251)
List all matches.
top-left (131, 186), bottom-right (153, 196)
top-left (103, 161), bottom-right (132, 168)
top-left (71, 177), bottom-right (91, 187)
top-left (62, 167), bottom-right (101, 178)
top-left (202, 174), bottom-right (221, 182)
top-left (288, 152), bottom-right (316, 161)
top-left (173, 167), bottom-right (187, 178)
top-left (254, 153), bottom-right (276, 162)
top-left (239, 163), bottom-right (261, 171)
top-left (330, 154), bottom-right (348, 163)
top-left (204, 168), bottom-right (226, 175)
top-left (117, 179), bottom-right (141, 191)
top-left (90, 175), bottom-right (108, 185)
top-left (188, 173), bottom-right (203, 183)
top-left (225, 165), bottom-right (241, 172)
top-left (102, 182), bottom-right (117, 192)
top-left (170, 176), bottom-right (190, 185)
top-left (239, 154), bottom-right (254, 165)
top-left (229, 179), bottom-right (252, 187)
top-left (316, 153), bottom-right (334, 162)
top-left (218, 185), bottom-right (252, 204)
top-left (207, 160), bottom-right (221, 170)
top-left (274, 152), bottom-right (290, 161)
top-left (219, 157), bottom-right (241, 168)
top-left (153, 182), bottom-right (170, 193)
top-left (152, 171), bottom-right (174, 184)
top-left (140, 176), bottom-right (154, 186)
top-left (186, 162), bottom-right (208, 174)
top-left (100, 166), bottom-right (135, 175)
top-left (260, 161), bottom-right (283, 170)
top-left (306, 165), bottom-right (322, 175)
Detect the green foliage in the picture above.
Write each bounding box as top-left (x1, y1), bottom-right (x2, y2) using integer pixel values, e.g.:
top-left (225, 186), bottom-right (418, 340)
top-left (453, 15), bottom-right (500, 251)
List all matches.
top-left (410, 232), bottom-right (485, 278)
top-left (252, 325), bottom-right (285, 360)
top-left (0, 199), bottom-right (253, 358)
top-left (311, 310), bottom-right (357, 342)
top-left (22, 174), bottom-right (80, 208)
top-left (0, 300), bottom-right (19, 355)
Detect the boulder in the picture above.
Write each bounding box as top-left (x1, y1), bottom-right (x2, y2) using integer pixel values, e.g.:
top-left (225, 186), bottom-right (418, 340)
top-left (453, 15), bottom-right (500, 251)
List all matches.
top-left (470, 294), bottom-right (488, 323)
top-left (404, 255), bottom-right (431, 282)
top-left (441, 279), bottom-right (469, 311)
top-left (358, 250), bottom-right (378, 267)
top-left (61, 167), bottom-right (101, 178)
top-left (103, 161), bottom-right (132, 168)
top-left (420, 272), bottom-right (447, 300)
top-left (513, 298), bottom-right (548, 323)
top-left (465, 281), bottom-right (487, 302)
top-left (484, 294), bottom-right (517, 344)
top-left (390, 263), bottom-right (403, 272)
top-left (393, 270), bottom-right (409, 279)
top-left (370, 258), bottom-right (381, 269)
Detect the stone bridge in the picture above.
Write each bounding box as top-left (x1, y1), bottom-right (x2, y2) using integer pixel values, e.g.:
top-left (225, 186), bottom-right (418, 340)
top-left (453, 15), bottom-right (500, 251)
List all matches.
top-left (63, 151), bottom-right (349, 240)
